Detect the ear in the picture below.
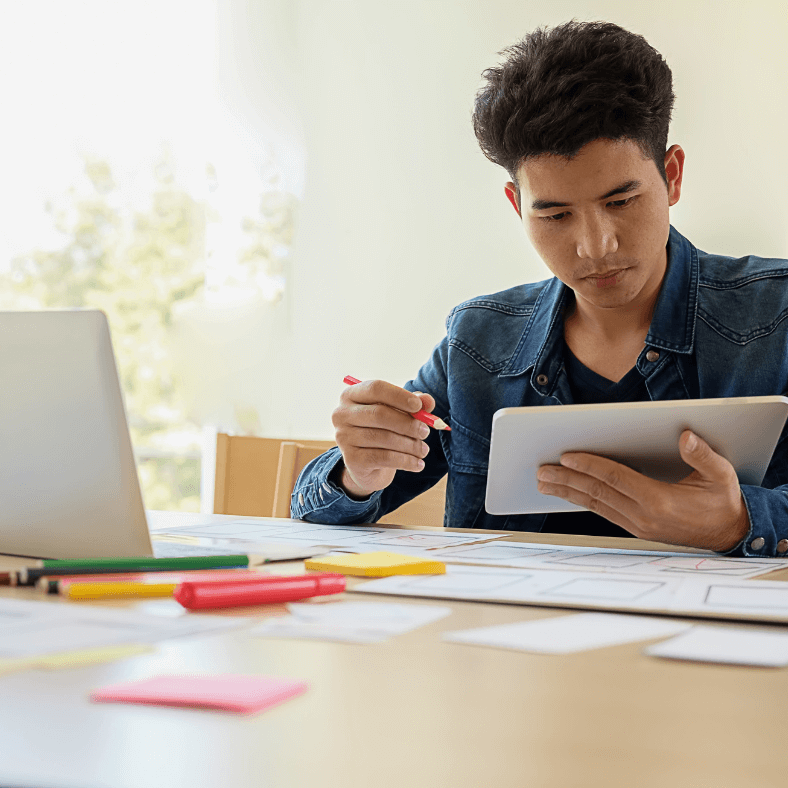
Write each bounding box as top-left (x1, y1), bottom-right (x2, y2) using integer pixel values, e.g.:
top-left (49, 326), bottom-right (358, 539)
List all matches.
top-left (664, 145), bottom-right (685, 207)
top-left (504, 182), bottom-right (521, 217)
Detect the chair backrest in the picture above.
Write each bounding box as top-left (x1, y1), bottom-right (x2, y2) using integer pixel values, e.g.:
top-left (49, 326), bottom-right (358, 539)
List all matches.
top-left (213, 434), bottom-right (285, 517)
top-left (215, 432), bottom-right (448, 527)
top-left (272, 440), bottom-right (337, 518)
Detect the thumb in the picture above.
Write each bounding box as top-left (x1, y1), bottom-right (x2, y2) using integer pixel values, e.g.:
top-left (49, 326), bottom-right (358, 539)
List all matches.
top-left (412, 390), bottom-right (436, 413)
top-left (679, 430), bottom-right (732, 481)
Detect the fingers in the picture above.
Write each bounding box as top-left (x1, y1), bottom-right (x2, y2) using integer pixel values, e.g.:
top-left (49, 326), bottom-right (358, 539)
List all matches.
top-left (333, 379), bottom-right (433, 480)
top-left (537, 459), bottom-right (642, 529)
top-left (342, 379), bottom-right (423, 414)
top-left (413, 390), bottom-right (437, 414)
top-left (678, 430), bottom-right (736, 483)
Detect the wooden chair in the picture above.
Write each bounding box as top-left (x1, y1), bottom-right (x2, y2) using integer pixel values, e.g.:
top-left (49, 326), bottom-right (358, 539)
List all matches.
top-left (213, 434), bottom-right (285, 517)
top-left (271, 440), bottom-right (337, 517)
top-left (214, 432), bottom-right (448, 526)
top-left (214, 434), bottom-right (335, 518)
top-left (272, 439), bottom-right (447, 527)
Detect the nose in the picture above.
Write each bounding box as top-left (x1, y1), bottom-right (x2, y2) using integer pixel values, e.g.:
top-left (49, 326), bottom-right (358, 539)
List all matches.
top-left (575, 212), bottom-right (618, 260)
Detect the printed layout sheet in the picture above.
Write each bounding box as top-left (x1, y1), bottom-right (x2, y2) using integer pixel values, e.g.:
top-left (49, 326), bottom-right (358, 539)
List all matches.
top-left (153, 518), bottom-right (507, 552)
top-left (352, 564), bottom-right (788, 624)
top-left (149, 513), bottom-right (788, 584)
top-left (426, 541), bottom-right (788, 581)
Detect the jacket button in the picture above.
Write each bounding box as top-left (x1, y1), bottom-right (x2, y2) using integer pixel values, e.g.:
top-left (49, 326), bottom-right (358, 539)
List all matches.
top-left (536, 374), bottom-right (549, 386)
top-left (750, 537), bottom-right (765, 551)
top-left (646, 350), bottom-right (660, 362)
top-left (777, 539), bottom-right (788, 554)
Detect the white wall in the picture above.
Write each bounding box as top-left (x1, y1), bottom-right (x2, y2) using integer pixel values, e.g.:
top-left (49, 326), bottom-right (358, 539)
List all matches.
top-left (218, 0), bottom-right (788, 439)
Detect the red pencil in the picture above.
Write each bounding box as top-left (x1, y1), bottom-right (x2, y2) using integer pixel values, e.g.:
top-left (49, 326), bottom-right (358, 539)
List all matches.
top-left (343, 376), bottom-right (451, 431)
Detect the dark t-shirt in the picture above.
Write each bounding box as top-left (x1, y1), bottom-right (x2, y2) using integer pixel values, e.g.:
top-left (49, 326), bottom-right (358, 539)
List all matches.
top-left (542, 342), bottom-right (649, 538)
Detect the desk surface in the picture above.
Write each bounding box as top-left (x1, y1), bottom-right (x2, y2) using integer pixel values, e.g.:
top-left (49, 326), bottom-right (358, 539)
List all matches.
top-left (1, 513), bottom-right (787, 788)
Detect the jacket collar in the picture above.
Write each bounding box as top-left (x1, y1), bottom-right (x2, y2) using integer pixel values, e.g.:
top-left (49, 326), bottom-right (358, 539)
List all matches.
top-left (501, 225), bottom-right (699, 382)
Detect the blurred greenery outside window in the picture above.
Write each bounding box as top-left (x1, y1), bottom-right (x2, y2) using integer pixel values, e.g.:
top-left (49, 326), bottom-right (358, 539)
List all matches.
top-left (0, 154), bottom-right (296, 512)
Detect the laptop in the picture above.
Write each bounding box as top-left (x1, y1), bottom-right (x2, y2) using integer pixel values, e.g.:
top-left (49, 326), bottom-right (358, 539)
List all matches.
top-left (0, 310), bottom-right (179, 559)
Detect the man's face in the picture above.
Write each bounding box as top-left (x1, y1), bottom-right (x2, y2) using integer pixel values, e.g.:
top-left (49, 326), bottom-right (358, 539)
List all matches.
top-left (506, 138), bottom-right (684, 314)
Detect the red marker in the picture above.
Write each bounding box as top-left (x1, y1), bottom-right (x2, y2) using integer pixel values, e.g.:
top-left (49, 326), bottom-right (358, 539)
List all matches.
top-left (173, 573), bottom-right (346, 610)
top-left (343, 376), bottom-right (451, 431)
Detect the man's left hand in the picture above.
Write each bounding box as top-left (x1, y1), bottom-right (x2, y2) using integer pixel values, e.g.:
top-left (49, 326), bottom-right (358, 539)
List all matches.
top-left (536, 429), bottom-right (750, 552)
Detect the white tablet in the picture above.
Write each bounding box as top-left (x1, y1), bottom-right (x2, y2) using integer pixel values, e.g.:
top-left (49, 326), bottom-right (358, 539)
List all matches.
top-left (485, 396), bottom-right (788, 515)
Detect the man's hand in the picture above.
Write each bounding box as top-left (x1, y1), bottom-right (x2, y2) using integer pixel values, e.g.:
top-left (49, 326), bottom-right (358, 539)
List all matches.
top-left (536, 430), bottom-right (750, 552)
top-left (332, 379), bottom-right (434, 498)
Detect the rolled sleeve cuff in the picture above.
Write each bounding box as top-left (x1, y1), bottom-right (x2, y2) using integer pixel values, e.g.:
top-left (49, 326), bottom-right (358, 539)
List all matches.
top-left (290, 446), bottom-right (383, 524)
top-left (720, 485), bottom-right (788, 557)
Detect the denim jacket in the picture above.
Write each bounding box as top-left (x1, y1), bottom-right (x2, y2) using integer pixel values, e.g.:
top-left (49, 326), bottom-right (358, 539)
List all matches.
top-left (292, 226), bottom-right (788, 557)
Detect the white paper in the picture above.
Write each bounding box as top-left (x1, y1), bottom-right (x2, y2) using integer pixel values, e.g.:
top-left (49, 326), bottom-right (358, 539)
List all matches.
top-left (0, 597), bottom-right (245, 659)
top-left (250, 601), bottom-right (451, 644)
top-left (645, 626), bottom-right (788, 667)
top-left (444, 612), bottom-right (691, 654)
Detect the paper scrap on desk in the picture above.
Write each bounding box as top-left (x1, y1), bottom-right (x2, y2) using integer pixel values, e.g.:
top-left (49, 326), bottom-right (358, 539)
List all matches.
top-left (305, 551), bottom-right (446, 576)
top-left (0, 597), bottom-right (245, 660)
top-left (91, 674), bottom-right (309, 714)
top-left (645, 626), bottom-right (788, 667)
top-left (443, 612), bottom-right (691, 654)
top-left (251, 601), bottom-right (452, 644)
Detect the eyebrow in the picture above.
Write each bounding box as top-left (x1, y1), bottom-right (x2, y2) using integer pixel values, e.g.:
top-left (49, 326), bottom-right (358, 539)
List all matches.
top-left (530, 179), bottom-right (643, 211)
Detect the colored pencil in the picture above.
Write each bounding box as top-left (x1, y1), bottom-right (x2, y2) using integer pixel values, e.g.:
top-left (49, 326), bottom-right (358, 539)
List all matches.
top-left (14, 555), bottom-right (249, 586)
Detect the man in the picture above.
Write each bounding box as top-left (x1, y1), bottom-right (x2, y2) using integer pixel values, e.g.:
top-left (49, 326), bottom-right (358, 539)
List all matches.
top-left (291, 21), bottom-right (788, 557)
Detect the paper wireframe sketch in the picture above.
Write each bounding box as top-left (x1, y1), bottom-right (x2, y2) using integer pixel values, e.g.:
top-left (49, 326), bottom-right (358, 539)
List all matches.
top-left (430, 541), bottom-right (788, 581)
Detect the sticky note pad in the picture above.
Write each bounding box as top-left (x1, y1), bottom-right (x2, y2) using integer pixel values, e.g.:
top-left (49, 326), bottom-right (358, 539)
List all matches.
top-left (305, 551), bottom-right (446, 577)
top-left (90, 674), bottom-right (308, 714)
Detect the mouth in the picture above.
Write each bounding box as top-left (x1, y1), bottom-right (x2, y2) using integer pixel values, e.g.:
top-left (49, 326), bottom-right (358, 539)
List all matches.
top-left (584, 268), bottom-right (626, 288)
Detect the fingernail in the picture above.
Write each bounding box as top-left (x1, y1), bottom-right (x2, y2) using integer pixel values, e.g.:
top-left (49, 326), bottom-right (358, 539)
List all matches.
top-left (418, 424), bottom-right (430, 439)
top-left (686, 431), bottom-right (697, 451)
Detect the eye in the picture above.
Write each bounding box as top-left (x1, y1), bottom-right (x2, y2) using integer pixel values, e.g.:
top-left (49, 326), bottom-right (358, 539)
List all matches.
top-left (540, 212), bottom-right (568, 223)
top-left (608, 196), bottom-right (635, 208)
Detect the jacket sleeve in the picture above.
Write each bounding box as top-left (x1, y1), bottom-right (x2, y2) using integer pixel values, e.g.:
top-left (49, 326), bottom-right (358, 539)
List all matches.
top-left (722, 423), bottom-right (788, 557)
top-left (290, 336), bottom-right (451, 524)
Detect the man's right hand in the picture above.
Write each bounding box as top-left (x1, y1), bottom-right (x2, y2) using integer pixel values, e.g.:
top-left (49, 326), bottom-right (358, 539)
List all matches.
top-left (331, 379), bottom-right (435, 498)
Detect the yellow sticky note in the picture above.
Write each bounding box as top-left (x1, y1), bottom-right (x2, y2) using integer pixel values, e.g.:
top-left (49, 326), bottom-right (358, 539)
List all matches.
top-left (305, 551), bottom-right (446, 577)
top-left (0, 657), bottom-right (38, 676)
top-left (36, 644), bottom-right (154, 670)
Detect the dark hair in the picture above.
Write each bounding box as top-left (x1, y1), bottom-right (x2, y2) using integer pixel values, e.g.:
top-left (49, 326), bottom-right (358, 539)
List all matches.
top-left (472, 21), bottom-right (675, 190)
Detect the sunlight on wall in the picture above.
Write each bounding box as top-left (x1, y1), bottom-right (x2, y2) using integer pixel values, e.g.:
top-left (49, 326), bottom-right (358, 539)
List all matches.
top-left (0, 0), bottom-right (303, 511)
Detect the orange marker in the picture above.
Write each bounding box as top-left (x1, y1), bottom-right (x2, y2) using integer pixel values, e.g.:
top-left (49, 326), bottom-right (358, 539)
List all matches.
top-left (343, 376), bottom-right (451, 431)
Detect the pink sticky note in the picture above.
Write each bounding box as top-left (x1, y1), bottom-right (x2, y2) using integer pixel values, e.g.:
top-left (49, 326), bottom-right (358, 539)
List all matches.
top-left (90, 674), bottom-right (308, 714)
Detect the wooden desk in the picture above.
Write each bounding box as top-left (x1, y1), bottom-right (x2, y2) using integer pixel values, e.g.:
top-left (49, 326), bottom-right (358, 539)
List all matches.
top-left (1, 513), bottom-right (787, 788)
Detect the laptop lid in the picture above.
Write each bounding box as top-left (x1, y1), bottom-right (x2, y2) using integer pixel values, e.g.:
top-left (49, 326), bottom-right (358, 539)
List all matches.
top-left (0, 310), bottom-right (154, 559)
